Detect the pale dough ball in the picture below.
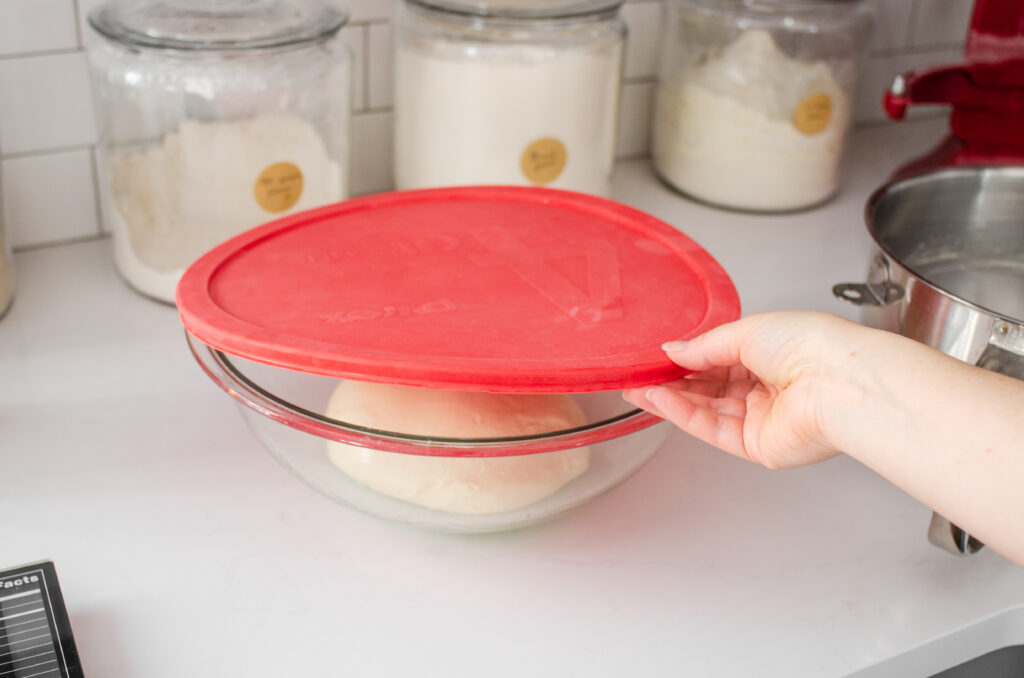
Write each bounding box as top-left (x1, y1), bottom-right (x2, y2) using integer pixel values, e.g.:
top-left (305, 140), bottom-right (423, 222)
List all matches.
top-left (325, 381), bottom-right (591, 515)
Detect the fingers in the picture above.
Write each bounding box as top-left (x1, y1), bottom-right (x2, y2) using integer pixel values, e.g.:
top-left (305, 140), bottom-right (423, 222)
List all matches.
top-left (676, 391), bottom-right (747, 418)
top-left (663, 374), bottom-right (758, 401)
top-left (625, 383), bottom-right (749, 459)
top-left (623, 386), bottom-right (665, 418)
top-left (629, 312), bottom-right (862, 469)
top-left (625, 374), bottom-right (755, 415)
top-left (662, 312), bottom-right (842, 384)
top-left (684, 365), bottom-right (753, 384)
top-left (645, 386), bottom-right (747, 459)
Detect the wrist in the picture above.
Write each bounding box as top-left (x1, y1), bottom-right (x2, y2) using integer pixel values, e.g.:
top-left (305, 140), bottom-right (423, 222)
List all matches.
top-left (812, 322), bottom-right (908, 461)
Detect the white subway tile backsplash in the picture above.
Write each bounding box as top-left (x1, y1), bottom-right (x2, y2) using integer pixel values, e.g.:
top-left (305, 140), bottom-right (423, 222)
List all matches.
top-left (1, 148), bottom-right (99, 248)
top-left (865, 0), bottom-right (915, 53)
top-left (77, 0), bottom-right (106, 47)
top-left (0, 0), bottom-right (984, 251)
top-left (367, 22), bottom-right (393, 110)
top-left (343, 25), bottom-right (367, 111)
top-left (617, 80), bottom-right (655, 159)
top-left (335, 0), bottom-right (395, 24)
top-left (350, 110), bottom-right (393, 195)
top-left (0, 0), bottom-right (79, 56)
top-left (911, 0), bottom-right (973, 48)
top-left (0, 52), bottom-right (97, 154)
top-left (621, 1), bottom-right (662, 80)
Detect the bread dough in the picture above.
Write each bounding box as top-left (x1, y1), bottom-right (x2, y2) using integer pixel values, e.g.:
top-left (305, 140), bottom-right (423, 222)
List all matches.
top-left (325, 382), bottom-right (590, 515)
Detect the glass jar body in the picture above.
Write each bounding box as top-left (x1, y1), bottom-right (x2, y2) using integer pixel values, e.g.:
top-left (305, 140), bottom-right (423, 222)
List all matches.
top-left (394, 1), bottom-right (625, 197)
top-left (88, 36), bottom-right (352, 302)
top-left (651, 0), bottom-right (872, 212)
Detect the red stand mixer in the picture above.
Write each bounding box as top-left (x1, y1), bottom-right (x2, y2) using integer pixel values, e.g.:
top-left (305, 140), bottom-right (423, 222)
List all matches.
top-left (883, 0), bottom-right (1024, 175)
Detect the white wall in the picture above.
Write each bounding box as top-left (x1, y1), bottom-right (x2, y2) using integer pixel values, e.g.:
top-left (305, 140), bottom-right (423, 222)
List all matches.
top-left (0, 0), bottom-right (970, 250)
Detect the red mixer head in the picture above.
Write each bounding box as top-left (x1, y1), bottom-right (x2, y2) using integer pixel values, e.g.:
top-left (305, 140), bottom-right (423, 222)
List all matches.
top-left (884, 0), bottom-right (1024, 173)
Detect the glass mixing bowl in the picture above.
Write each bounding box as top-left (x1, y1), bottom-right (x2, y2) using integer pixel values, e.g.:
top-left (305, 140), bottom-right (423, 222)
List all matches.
top-left (187, 331), bottom-right (671, 533)
top-left (175, 186), bottom-right (740, 533)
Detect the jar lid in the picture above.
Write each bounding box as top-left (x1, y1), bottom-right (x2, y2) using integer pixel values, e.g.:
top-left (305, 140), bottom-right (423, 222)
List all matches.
top-left (678, 0), bottom-right (869, 21)
top-left (89, 0), bottom-right (347, 51)
top-left (684, 0), bottom-right (864, 7)
top-left (405, 0), bottom-right (622, 21)
top-left (176, 186), bottom-right (740, 393)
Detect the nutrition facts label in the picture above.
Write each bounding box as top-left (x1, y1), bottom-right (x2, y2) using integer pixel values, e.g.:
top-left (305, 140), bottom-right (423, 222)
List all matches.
top-left (0, 562), bottom-right (83, 678)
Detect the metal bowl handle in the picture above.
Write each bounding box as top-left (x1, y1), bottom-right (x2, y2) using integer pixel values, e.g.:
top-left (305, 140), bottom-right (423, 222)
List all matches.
top-left (833, 255), bottom-right (904, 306)
top-left (929, 513), bottom-right (985, 555)
top-left (832, 282), bottom-right (885, 306)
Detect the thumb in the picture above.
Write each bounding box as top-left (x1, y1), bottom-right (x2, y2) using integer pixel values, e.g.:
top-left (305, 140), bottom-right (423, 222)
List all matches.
top-left (661, 315), bottom-right (765, 373)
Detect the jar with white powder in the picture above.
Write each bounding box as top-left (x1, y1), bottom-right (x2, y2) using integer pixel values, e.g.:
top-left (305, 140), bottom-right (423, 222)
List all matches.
top-left (88, 0), bottom-right (351, 303)
top-left (394, 0), bottom-right (625, 197)
top-left (651, 0), bottom-right (872, 212)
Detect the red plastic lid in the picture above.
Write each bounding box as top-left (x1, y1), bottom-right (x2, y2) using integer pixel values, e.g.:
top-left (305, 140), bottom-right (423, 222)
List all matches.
top-left (176, 186), bottom-right (739, 393)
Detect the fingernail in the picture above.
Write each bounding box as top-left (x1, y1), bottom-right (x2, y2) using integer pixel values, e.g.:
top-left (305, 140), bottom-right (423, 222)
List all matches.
top-left (661, 340), bottom-right (689, 352)
top-left (643, 387), bottom-right (666, 417)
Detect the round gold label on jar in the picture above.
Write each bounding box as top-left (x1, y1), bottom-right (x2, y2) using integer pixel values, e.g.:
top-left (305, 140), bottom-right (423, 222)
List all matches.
top-left (793, 93), bottom-right (833, 136)
top-left (254, 161), bottom-right (304, 213)
top-left (521, 138), bottom-right (568, 184)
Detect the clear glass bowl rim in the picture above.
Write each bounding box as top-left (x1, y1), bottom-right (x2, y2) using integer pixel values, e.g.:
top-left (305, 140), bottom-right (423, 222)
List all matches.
top-left (186, 330), bottom-right (663, 457)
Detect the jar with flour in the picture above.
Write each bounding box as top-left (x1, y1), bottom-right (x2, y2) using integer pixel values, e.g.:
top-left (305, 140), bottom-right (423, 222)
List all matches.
top-left (652, 0), bottom-right (872, 212)
top-left (394, 0), bottom-right (625, 197)
top-left (88, 0), bottom-right (351, 303)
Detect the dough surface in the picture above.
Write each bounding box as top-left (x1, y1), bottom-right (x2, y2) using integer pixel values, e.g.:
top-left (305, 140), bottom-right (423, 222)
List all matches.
top-left (325, 382), bottom-right (590, 515)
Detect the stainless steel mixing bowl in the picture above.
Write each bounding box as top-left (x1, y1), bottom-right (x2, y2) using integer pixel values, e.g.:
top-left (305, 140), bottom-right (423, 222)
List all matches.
top-left (835, 166), bottom-right (1024, 556)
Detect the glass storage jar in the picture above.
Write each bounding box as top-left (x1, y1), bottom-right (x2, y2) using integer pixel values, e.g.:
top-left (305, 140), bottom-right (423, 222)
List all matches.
top-left (88, 0), bottom-right (351, 303)
top-left (651, 0), bottom-right (872, 213)
top-left (394, 0), bottom-right (625, 197)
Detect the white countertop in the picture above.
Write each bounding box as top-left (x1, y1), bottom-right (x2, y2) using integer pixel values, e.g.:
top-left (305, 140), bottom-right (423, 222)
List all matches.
top-left (3, 117), bottom-right (1023, 678)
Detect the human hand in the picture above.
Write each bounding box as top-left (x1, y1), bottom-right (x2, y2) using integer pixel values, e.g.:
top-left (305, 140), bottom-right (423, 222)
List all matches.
top-left (626, 311), bottom-right (1024, 566)
top-left (624, 312), bottom-right (872, 469)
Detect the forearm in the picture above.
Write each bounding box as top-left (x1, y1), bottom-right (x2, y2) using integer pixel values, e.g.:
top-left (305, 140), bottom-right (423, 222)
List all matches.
top-left (825, 327), bottom-right (1024, 564)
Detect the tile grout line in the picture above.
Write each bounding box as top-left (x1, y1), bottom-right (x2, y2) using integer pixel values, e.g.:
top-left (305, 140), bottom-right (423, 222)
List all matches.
top-left (88, 146), bottom-right (105, 237)
top-left (11, 232), bottom-right (107, 255)
top-left (0, 42), bottom-right (961, 65)
top-left (1, 144), bottom-right (97, 161)
top-left (362, 23), bottom-right (372, 115)
top-left (355, 106), bottom-right (392, 116)
top-left (905, 0), bottom-right (923, 50)
top-left (0, 47), bottom-right (83, 61)
top-left (72, 0), bottom-right (84, 49)
top-left (868, 43), bottom-right (964, 59)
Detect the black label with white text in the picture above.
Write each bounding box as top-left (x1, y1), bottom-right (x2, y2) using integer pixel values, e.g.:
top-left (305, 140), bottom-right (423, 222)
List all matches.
top-left (0, 562), bottom-right (83, 678)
